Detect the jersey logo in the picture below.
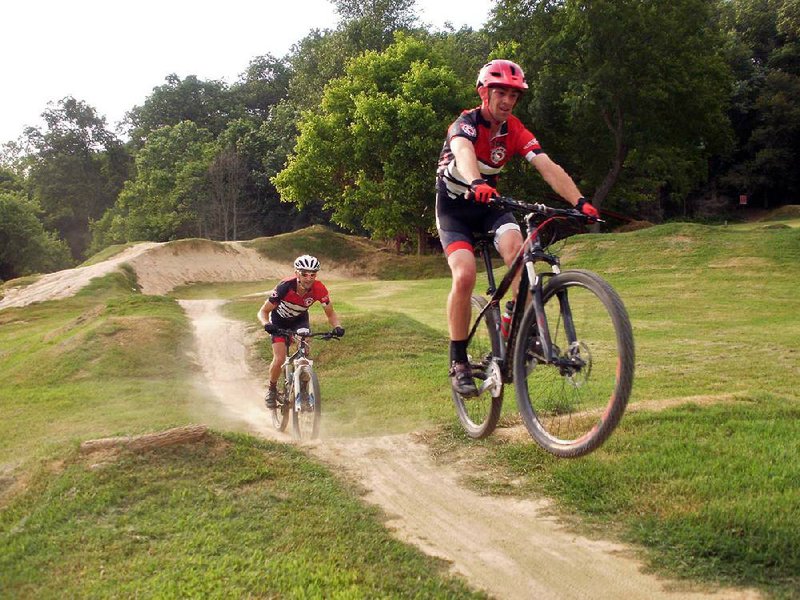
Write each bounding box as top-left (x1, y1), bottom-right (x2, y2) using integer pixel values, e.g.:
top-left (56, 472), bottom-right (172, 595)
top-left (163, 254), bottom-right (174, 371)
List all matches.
top-left (491, 146), bottom-right (507, 164)
top-left (523, 138), bottom-right (539, 150)
top-left (304, 298), bottom-right (314, 307)
top-left (460, 123), bottom-right (477, 137)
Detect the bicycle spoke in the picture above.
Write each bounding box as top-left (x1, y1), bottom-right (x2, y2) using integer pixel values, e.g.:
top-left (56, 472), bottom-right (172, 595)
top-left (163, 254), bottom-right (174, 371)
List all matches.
top-left (453, 296), bottom-right (504, 439)
top-left (514, 271), bottom-right (634, 457)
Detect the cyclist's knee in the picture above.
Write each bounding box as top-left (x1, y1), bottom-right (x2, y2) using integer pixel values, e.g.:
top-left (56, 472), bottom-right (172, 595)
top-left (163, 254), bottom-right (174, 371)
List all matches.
top-left (451, 269), bottom-right (476, 295)
top-left (498, 232), bottom-right (523, 265)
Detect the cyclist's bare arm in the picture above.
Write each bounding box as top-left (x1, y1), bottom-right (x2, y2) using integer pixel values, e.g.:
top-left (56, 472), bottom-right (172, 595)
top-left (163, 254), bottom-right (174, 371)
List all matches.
top-left (322, 303), bottom-right (341, 330)
top-left (450, 136), bottom-right (483, 182)
top-left (257, 300), bottom-right (278, 327)
top-left (528, 153), bottom-right (584, 206)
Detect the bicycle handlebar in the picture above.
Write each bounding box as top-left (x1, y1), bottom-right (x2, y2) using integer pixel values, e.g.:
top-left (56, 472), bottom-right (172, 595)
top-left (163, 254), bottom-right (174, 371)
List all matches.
top-left (491, 196), bottom-right (604, 224)
top-left (271, 328), bottom-right (342, 341)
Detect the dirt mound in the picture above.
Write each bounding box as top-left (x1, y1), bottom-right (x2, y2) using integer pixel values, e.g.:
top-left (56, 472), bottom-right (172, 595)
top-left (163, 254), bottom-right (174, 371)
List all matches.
top-left (0, 243), bottom-right (159, 310)
top-left (614, 220), bottom-right (655, 233)
top-left (0, 239), bottom-right (296, 310)
top-left (760, 204), bottom-right (800, 221)
top-left (125, 240), bottom-right (287, 295)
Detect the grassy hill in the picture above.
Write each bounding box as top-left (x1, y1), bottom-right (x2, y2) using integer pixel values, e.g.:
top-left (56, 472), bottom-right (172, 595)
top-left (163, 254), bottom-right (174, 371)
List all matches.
top-left (1, 218), bottom-right (798, 597)
top-left (244, 224), bottom-right (452, 280)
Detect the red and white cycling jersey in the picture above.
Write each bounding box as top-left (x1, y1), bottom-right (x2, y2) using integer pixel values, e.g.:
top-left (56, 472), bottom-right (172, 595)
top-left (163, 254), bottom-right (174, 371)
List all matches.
top-left (268, 277), bottom-right (330, 321)
top-left (437, 107), bottom-right (543, 198)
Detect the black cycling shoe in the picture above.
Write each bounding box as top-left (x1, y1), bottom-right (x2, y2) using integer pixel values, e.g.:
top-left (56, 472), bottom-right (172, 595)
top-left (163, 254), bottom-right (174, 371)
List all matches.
top-left (450, 361), bottom-right (478, 398)
top-left (265, 387), bottom-right (278, 410)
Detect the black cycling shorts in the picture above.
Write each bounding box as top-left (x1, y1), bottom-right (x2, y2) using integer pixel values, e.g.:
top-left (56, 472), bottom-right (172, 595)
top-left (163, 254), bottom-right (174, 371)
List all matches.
top-left (269, 312), bottom-right (310, 344)
top-left (435, 179), bottom-right (520, 255)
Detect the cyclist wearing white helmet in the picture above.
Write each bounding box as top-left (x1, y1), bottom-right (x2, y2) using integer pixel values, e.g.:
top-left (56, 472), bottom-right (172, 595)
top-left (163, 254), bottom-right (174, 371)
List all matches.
top-left (436, 59), bottom-right (598, 398)
top-left (257, 255), bottom-right (344, 408)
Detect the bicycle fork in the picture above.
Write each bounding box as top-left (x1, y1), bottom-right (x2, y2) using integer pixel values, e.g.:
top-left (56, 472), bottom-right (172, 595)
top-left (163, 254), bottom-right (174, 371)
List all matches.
top-left (525, 261), bottom-right (588, 378)
top-left (292, 357), bottom-right (315, 412)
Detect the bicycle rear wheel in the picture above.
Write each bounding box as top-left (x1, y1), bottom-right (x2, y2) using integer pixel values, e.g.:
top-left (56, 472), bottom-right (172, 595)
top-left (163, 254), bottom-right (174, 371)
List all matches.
top-left (513, 270), bottom-right (634, 457)
top-left (292, 369), bottom-right (321, 440)
top-left (452, 295), bottom-right (504, 439)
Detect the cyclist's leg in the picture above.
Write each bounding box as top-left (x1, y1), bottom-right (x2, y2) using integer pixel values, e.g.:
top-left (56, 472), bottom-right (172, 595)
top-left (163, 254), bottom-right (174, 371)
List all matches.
top-left (265, 313), bottom-right (299, 408)
top-left (437, 202), bottom-right (479, 395)
top-left (491, 213), bottom-right (523, 299)
top-left (446, 248), bottom-right (477, 341)
top-left (269, 339), bottom-right (287, 383)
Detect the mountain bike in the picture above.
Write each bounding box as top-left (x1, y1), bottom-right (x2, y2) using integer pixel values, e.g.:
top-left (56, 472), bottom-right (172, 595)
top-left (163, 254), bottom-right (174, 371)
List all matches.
top-left (452, 197), bottom-right (635, 458)
top-left (270, 328), bottom-right (341, 440)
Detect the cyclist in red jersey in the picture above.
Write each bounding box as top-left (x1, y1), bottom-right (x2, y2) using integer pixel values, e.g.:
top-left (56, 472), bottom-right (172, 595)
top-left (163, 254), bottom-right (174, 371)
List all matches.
top-left (436, 59), bottom-right (600, 397)
top-left (257, 255), bottom-right (344, 409)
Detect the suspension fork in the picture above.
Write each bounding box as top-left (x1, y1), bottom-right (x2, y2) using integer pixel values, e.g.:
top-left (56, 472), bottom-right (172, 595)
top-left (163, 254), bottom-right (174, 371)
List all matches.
top-left (521, 249), bottom-right (570, 365)
top-left (556, 288), bottom-right (579, 351)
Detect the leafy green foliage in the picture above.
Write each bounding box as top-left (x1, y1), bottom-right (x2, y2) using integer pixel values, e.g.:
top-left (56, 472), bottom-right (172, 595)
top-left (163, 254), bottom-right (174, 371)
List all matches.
top-left (490, 0), bottom-right (734, 216)
top-left (0, 192), bottom-right (72, 281)
top-left (718, 0), bottom-right (800, 207)
top-left (23, 97), bottom-right (130, 259)
top-left (124, 74), bottom-right (234, 147)
top-left (275, 33), bottom-right (472, 250)
top-left (91, 122), bottom-right (215, 247)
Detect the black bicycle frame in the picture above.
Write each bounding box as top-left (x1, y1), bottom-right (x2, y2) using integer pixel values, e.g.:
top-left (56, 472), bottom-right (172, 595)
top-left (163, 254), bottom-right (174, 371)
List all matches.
top-left (467, 227), bottom-right (563, 384)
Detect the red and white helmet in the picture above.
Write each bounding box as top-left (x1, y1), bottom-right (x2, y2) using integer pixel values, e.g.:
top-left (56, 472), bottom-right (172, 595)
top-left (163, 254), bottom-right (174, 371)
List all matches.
top-left (476, 59), bottom-right (528, 110)
top-left (476, 59), bottom-right (528, 91)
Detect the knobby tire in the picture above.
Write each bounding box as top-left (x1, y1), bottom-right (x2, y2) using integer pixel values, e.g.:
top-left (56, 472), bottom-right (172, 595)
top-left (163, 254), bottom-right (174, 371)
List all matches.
top-left (452, 295), bottom-right (504, 439)
top-left (292, 369), bottom-right (321, 440)
top-left (513, 270), bottom-right (634, 457)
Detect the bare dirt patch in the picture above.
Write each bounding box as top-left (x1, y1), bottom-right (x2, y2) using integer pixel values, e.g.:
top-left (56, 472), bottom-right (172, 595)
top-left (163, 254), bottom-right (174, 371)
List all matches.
top-left (0, 240), bottom-right (293, 310)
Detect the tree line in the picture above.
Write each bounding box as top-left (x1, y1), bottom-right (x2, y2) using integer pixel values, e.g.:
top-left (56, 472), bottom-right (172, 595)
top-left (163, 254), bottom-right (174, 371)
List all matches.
top-left (1, 0), bottom-right (797, 281)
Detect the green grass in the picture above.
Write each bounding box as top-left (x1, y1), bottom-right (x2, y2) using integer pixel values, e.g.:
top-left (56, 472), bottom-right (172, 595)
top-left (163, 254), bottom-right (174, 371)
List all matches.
top-left (244, 224), bottom-right (451, 280)
top-left (444, 397), bottom-right (800, 597)
top-left (0, 433), bottom-right (482, 598)
top-left (2, 217), bottom-right (799, 598)
top-left (0, 269), bottom-right (486, 597)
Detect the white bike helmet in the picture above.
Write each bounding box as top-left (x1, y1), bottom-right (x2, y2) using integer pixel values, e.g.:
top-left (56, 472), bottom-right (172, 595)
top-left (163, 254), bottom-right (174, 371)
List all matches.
top-left (294, 254), bottom-right (320, 272)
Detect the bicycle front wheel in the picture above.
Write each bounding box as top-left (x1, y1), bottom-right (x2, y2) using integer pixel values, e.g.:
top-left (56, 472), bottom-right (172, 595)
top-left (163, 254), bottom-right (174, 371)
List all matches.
top-left (292, 369), bottom-right (321, 440)
top-left (452, 295), bottom-right (504, 439)
top-left (513, 270), bottom-right (634, 457)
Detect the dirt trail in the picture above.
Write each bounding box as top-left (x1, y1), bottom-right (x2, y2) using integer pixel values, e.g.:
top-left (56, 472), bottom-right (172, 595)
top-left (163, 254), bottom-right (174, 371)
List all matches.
top-left (183, 299), bottom-right (761, 600)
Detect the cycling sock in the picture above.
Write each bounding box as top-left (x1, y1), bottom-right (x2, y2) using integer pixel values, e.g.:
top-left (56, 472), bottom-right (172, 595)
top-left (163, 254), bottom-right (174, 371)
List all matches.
top-left (269, 381), bottom-right (277, 389)
top-left (450, 339), bottom-right (469, 364)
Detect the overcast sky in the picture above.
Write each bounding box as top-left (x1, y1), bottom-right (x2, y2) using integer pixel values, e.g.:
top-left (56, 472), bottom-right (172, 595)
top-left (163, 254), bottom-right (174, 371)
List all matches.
top-left (0, 0), bottom-right (493, 144)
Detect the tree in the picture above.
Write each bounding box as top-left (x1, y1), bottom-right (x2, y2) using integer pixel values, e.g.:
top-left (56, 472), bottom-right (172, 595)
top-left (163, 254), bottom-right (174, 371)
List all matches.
top-left (0, 191), bottom-right (72, 281)
top-left (274, 33), bottom-right (471, 252)
top-left (286, 0), bottom-right (419, 112)
top-left (222, 107), bottom-right (327, 236)
top-left (334, 0), bottom-right (418, 49)
top-left (124, 75), bottom-right (233, 147)
top-left (229, 54), bottom-right (292, 121)
top-left (489, 0), bottom-right (734, 218)
top-left (718, 0), bottom-right (800, 207)
top-left (208, 144), bottom-right (247, 240)
top-left (24, 97), bottom-right (129, 259)
top-left (91, 122), bottom-right (214, 248)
